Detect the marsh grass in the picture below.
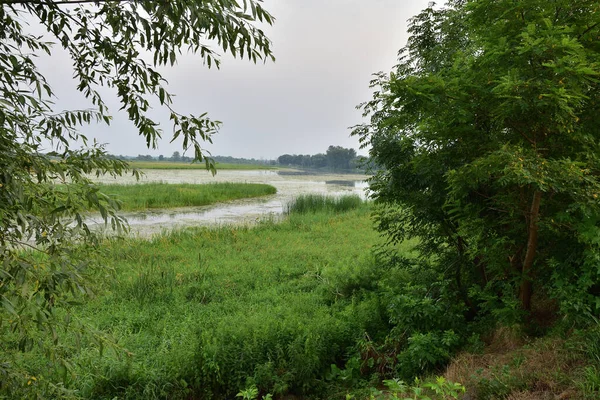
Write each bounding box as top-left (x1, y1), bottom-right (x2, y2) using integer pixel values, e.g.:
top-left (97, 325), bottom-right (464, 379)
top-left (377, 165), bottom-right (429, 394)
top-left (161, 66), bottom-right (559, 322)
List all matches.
top-left (99, 182), bottom-right (276, 211)
top-left (17, 204), bottom-right (419, 399)
top-left (128, 161), bottom-right (276, 170)
top-left (285, 194), bottom-right (364, 214)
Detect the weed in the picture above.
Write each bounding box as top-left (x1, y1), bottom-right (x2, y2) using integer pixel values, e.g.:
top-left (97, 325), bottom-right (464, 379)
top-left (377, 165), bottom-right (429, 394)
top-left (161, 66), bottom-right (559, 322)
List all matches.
top-left (122, 260), bottom-right (176, 305)
top-left (445, 335), bottom-right (587, 399)
top-left (347, 376), bottom-right (465, 400)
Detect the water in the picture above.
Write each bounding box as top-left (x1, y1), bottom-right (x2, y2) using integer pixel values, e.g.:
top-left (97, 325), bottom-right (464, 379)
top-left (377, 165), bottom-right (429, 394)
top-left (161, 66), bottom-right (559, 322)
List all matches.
top-left (89, 169), bottom-right (368, 237)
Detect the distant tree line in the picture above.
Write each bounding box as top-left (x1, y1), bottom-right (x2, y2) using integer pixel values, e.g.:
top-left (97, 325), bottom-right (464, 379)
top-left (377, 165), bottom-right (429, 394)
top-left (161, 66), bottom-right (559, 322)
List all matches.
top-left (109, 152), bottom-right (276, 164)
top-left (277, 145), bottom-right (362, 171)
top-left (213, 155), bottom-right (276, 165)
top-left (107, 146), bottom-right (364, 171)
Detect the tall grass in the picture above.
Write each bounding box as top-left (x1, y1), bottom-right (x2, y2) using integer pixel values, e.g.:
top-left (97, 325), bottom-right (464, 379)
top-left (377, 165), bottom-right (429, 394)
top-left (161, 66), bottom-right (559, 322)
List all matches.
top-left (15, 204), bottom-right (420, 399)
top-left (99, 182), bottom-right (276, 211)
top-left (285, 194), bottom-right (364, 214)
top-left (128, 161), bottom-right (277, 170)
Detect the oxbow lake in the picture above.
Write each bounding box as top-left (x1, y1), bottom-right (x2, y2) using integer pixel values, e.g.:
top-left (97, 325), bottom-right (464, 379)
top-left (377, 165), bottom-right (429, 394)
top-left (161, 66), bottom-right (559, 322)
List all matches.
top-left (90, 169), bottom-right (368, 237)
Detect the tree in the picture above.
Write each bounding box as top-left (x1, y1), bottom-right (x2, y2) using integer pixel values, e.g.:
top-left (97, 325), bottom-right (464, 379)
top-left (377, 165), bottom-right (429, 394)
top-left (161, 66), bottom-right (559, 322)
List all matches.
top-left (353, 0), bottom-right (600, 323)
top-left (0, 0), bottom-right (273, 395)
top-left (171, 150), bottom-right (182, 162)
top-left (326, 145), bottom-right (357, 170)
top-left (278, 154), bottom-right (294, 166)
top-left (311, 153), bottom-right (327, 168)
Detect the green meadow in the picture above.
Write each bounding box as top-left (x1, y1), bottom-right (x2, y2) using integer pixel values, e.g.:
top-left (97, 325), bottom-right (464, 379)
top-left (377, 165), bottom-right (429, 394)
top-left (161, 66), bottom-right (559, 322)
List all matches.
top-left (19, 198), bottom-right (421, 399)
top-left (99, 182), bottom-right (276, 211)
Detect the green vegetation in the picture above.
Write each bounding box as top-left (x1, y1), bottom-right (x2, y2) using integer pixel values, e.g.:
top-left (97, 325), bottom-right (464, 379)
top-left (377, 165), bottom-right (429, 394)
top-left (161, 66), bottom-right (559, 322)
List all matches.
top-left (4, 0), bottom-right (600, 397)
top-left (0, 0), bottom-right (274, 395)
top-left (128, 161), bottom-right (277, 170)
top-left (354, 0), bottom-right (600, 325)
top-left (8, 200), bottom-right (402, 399)
top-left (277, 145), bottom-right (361, 172)
top-left (11, 197), bottom-right (600, 399)
top-left (99, 182), bottom-right (276, 211)
top-left (285, 194), bottom-right (364, 214)
top-left (344, 0), bottom-right (600, 398)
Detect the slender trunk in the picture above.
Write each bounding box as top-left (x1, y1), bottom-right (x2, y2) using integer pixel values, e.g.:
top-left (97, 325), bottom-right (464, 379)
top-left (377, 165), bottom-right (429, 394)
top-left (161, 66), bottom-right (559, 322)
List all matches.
top-left (520, 190), bottom-right (542, 311)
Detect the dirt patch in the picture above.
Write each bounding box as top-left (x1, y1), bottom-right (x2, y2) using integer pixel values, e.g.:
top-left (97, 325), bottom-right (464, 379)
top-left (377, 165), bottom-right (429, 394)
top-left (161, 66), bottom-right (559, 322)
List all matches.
top-left (444, 333), bottom-right (588, 399)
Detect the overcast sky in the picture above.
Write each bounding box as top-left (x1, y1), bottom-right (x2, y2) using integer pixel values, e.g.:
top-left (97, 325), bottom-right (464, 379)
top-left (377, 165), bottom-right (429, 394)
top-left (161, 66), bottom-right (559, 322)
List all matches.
top-left (42, 0), bottom-right (431, 160)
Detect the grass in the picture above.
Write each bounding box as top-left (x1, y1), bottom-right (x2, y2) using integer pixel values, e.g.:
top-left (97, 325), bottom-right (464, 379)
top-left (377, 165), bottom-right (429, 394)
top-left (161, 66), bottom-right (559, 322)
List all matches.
top-left (8, 194), bottom-right (468, 400)
top-left (17, 199), bottom-right (420, 399)
top-left (128, 160), bottom-right (277, 170)
top-left (98, 182), bottom-right (276, 211)
top-left (285, 194), bottom-right (364, 214)
top-left (9, 194), bottom-right (599, 399)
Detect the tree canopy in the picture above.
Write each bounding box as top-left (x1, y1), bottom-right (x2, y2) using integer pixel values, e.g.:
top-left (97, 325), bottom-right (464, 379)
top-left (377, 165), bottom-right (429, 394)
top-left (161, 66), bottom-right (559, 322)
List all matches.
top-left (277, 145), bottom-right (359, 171)
top-left (0, 0), bottom-right (273, 395)
top-left (353, 0), bottom-right (600, 322)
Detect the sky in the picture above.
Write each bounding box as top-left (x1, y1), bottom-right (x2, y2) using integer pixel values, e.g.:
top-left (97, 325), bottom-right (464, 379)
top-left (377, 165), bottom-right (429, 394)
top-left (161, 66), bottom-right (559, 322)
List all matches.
top-left (39, 0), bottom-right (432, 160)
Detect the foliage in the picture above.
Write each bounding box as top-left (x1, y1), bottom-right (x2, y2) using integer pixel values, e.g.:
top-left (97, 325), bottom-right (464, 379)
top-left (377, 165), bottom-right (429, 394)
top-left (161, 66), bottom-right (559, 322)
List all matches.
top-left (0, 0), bottom-right (274, 395)
top-left (326, 146), bottom-right (358, 171)
top-left (352, 0), bottom-right (600, 324)
top-left (331, 251), bottom-right (470, 382)
top-left (236, 385), bottom-right (272, 400)
top-left (277, 145), bottom-right (359, 171)
top-left (98, 182), bottom-right (276, 211)
top-left (381, 377), bottom-right (465, 400)
top-left (346, 377), bottom-right (465, 400)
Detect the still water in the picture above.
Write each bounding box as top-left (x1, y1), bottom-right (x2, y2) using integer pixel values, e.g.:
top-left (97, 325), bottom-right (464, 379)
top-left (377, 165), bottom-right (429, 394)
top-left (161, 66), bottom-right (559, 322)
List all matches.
top-left (89, 169), bottom-right (368, 237)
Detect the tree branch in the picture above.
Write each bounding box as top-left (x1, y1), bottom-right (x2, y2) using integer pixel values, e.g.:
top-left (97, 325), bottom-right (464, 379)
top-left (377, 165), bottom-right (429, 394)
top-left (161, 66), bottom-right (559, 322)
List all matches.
top-left (578, 22), bottom-right (600, 40)
top-left (8, 238), bottom-right (47, 253)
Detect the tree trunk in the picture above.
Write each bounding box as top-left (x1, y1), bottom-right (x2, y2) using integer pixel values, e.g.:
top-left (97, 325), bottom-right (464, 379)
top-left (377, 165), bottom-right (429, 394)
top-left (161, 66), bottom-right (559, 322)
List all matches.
top-left (520, 190), bottom-right (542, 312)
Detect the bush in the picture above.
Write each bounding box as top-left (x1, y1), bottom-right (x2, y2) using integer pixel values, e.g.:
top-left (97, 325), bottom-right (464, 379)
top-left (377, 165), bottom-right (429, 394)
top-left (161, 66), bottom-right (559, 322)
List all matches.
top-left (188, 297), bottom-right (366, 398)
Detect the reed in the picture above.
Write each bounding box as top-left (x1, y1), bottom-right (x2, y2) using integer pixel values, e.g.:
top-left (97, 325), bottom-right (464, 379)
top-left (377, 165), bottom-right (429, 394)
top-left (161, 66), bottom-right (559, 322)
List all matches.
top-left (285, 193), bottom-right (364, 214)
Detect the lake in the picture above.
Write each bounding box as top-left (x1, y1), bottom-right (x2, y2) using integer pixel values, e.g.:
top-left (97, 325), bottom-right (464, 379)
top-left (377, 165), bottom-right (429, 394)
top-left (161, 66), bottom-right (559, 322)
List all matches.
top-left (89, 169), bottom-right (368, 237)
